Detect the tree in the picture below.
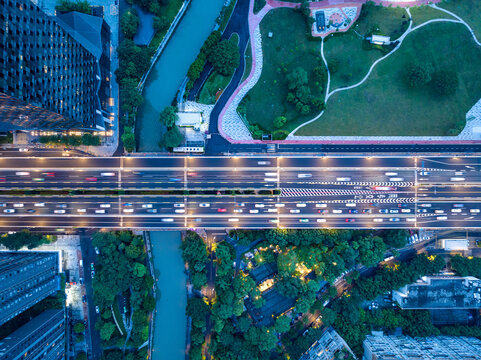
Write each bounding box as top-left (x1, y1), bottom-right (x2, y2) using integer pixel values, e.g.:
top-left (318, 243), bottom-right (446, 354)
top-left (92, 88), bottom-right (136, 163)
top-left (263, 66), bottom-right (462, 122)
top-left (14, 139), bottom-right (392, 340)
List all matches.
top-left (56, 0), bottom-right (91, 14)
top-left (121, 128), bottom-right (136, 153)
top-left (120, 84), bottom-right (143, 114)
top-left (186, 298), bottom-right (210, 330)
top-left (382, 230), bottom-right (408, 248)
top-left (273, 116), bottom-right (287, 129)
top-left (321, 307), bottom-right (337, 326)
top-left (405, 63), bottom-right (433, 88)
top-left (274, 315), bottom-right (291, 333)
top-left (120, 9), bottom-right (140, 39)
top-left (100, 322), bottom-right (116, 341)
top-left (0, 230), bottom-right (47, 250)
top-left (73, 322), bottom-right (86, 334)
top-left (160, 125), bottom-right (184, 148)
top-left (159, 106), bottom-right (178, 127)
top-left (153, 16), bottom-right (169, 33)
top-left (208, 38), bottom-right (240, 76)
top-left (277, 248), bottom-right (298, 277)
top-left (354, 236), bottom-right (387, 266)
top-left (133, 262), bottom-right (146, 277)
top-left (431, 70), bottom-right (458, 95)
top-left (287, 67), bottom-right (308, 90)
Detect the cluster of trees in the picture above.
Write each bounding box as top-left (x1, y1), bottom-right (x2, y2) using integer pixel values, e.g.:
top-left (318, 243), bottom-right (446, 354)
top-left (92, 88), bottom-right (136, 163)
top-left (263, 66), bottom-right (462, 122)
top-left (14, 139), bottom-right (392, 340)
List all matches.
top-left (404, 63), bottom-right (459, 96)
top-left (186, 297), bottom-right (210, 360)
top-left (92, 231), bottom-right (154, 347)
top-left (101, 349), bottom-right (148, 360)
top-left (332, 253), bottom-right (445, 355)
top-left (121, 127), bottom-right (136, 153)
top-left (39, 133), bottom-right (101, 147)
top-left (126, 0), bottom-right (169, 15)
top-left (158, 106), bottom-right (183, 148)
top-left (450, 255), bottom-right (481, 278)
top-left (55, 0), bottom-right (91, 14)
top-left (180, 231), bottom-right (209, 289)
top-left (120, 9), bottom-right (140, 39)
top-left (285, 67), bottom-right (325, 116)
top-left (0, 230), bottom-right (51, 250)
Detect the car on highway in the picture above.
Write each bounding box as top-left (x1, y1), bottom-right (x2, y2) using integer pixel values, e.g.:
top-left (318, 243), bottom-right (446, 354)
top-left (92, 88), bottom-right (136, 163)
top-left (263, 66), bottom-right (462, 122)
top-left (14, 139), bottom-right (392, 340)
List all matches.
top-left (13, 203), bottom-right (24, 208)
top-left (345, 219), bottom-right (355, 222)
top-left (401, 209), bottom-right (411, 213)
top-left (0, 203), bottom-right (6, 207)
top-left (3, 209), bottom-right (15, 213)
top-left (142, 204), bottom-right (153, 208)
top-left (0, 178), bottom-right (5, 182)
top-left (123, 208), bottom-right (134, 213)
top-left (290, 209), bottom-right (300, 214)
top-left (451, 209), bottom-right (462, 213)
top-left (419, 204), bottom-right (432, 208)
top-left (95, 247), bottom-right (100, 255)
top-left (318, 209), bottom-right (328, 214)
top-left (228, 218), bottom-right (239, 222)
top-left (255, 204), bottom-right (265, 208)
top-left (174, 209), bottom-right (185, 214)
top-left (147, 209), bottom-right (158, 214)
top-left (389, 209), bottom-right (399, 214)
top-left (296, 203), bottom-right (307, 208)
top-left (397, 203), bottom-right (408, 208)
top-left (33, 178), bottom-right (44, 182)
top-left (101, 172), bottom-right (116, 176)
top-left (389, 218), bottom-right (401, 222)
top-left (299, 219), bottom-right (309, 223)
top-left (257, 161), bottom-right (271, 165)
top-left (34, 203), bottom-right (45, 207)
top-left (199, 203), bottom-right (210, 207)
top-left (269, 219), bottom-right (279, 223)
top-left (336, 177), bottom-right (351, 182)
top-left (373, 218), bottom-right (383, 222)
top-left (379, 209), bottom-right (388, 214)
top-left (316, 219), bottom-right (326, 223)
top-left (95, 305), bottom-right (99, 314)
top-left (267, 208), bottom-right (278, 213)
top-left (385, 172), bottom-right (398, 176)
top-left (436, 216), bottom-right (448, 220)
top-left (174, 203), bottom-right (184, 208)
top-left (217, 208), bottom-right (227, 213)
top-left (453, 204), bottom-right (464, 208)
top-left (85, 177), bottom-right (97, 181)
top-left (123, 203), bottom-right (133, 207)
top-left (315, 203), bottom-right (327, 208)
top-left (16, 172), bottom-right (29, 176)
top-left (161, 218), bottom-right (174, 222)
top-left (43, 172), bottom-right (55, 177)
top-left (275, 203), bottom-right (285, 207)
top-left (236, 203), bottom-right (245, 207)
top-left (233, 209), bottom-right (243, 213)
top-left (169, 178), bottom-right (181, 182)
top-left (26, 209), bottom-right (35, 213)
top-left (297, 174), bottom-right (312, 178)
top-left (100, 204), bottom-right (111, 208)
top-left (434, 210), bottom-right (445, 214)
top-left (332, 209), bottom-right (342, 214)
top-left (95, 209), bottom-right (106, 214)
top-left (54, 209), bottom-right (66, 214)
top-left (363, 208), bottom-right (372, 214)
top-left (346, 203), bottom-right (356, 207)
top-left (249, 209), bottom-right (259, 214)
top-left (348, 209), bottom-right (358, 214)
top-left (418, 209), bottom-right (427, 213)
top-left (77, 209), bottom-right (86, 213)
top-left (470, 209), bottom-right (480, 214)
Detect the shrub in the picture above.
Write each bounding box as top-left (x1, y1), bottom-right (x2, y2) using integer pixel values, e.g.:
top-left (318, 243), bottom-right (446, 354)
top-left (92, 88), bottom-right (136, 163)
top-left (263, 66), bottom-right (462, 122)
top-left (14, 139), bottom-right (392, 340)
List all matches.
top-left (120, 9), bottom-right (140, 39)
top-left (121, 128), bottom-right (136, 153)
top-left (430, 70), bottom-right (458, 95)
top-left (404, 63), bottom-right (433, 88)
top-left (160, 125), bottom-right (183, 149)
top-left (273, 130), bottom-right (289, 140)
top-left (208, 38), bottom-right (240, 76)
top-left (273, 116), bottom-right (287, 129)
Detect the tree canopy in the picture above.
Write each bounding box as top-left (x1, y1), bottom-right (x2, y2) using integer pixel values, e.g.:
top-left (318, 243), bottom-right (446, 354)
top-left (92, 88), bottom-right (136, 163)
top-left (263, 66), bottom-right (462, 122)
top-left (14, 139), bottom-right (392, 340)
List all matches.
top-left (208, 38), bottom-right (240, 76)
top-left (0, 230), bottom-right (48, 250)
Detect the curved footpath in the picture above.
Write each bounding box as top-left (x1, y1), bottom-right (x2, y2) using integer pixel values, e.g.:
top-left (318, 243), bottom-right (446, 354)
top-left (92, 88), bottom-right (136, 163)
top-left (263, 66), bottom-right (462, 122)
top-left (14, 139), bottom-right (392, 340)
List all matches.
top-left (210, 0), bottom-right (481, 145)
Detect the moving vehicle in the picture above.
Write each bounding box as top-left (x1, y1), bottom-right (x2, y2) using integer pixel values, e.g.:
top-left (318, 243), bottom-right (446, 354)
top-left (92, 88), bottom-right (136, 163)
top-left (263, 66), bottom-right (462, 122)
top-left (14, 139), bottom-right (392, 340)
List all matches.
top-left (16, 172), bottom-right (29, 176)
top-left (257, 161), bottom-right (271, 165)
top-left (389, 178), bottom-right (404, 182)
top-left (33, 178), bottom-right (44, 182)
top-left (345, 219), bottom-right (355, 222)
top-left (434, 210), bottom-right (445, 214)
top-left (470, 209), bottom-right (480, 213)
top-left (299, 219), bottom-right (309, 223)
top-left (401, 209), bottom-right (411, 213)
top-left (13, 203), bottom-right (24, 208)
top-left (450, 177), bottom-right (465, 182)
top-left (297, 174), bottom-right (312, 178)
top-left (199, 203), bottom-right (210, 207)
top-left (336, 177), bottom-right (351, 182)
top-left (57, 204), bottom-right (67, 208)
top-left (453, 204), bottom-right (464, 208)
top-left (451, 209), bottom-right (462, 213)
top-left (95, 209), bottom-right (105, 214)
top-left (332, 209), bottom-right (342, 214)
top-left (316, 203), bottom-right (327, 208)
top-left (161, 218), bottom-right (174, 222)
top-left (123, 203), bottom-right (133, 207)
top-left (54, 210), bottom-right (66, 214)
top-left (290, 209), bottom-right (300, 214)
top-left (34, 203), bottom-right (45, 207)
top-left (267, 208), bottom-right (278, 213)
top-left (436, 216), bottom-right (448, 220)
top-left (175, 209), bottom-right (185, 214)
top-left (389, 218), bottom-right (401, 222)
top-left (142, 204), bottom-right (153, 208)
top-left (249, 209), bottom-right (259, 214)
top-left (345, 203), bottom-right (356, 207)
top-left (100, 204), bottom-right (111, 208)
top-left (3, 209), bottom-right (15, 213)
top-left (26, 209), bottom-right (35, 213)
top-left (85, 177), bottom-right (97, 182)
top-left (363, 209), bottom-right (372, 214)
top-left (389, 209), bottom-right (399, 214)
top-left (385, 172), bottom-right (398, 176)
top-left (419, 204), bottom-right (432, 208)
top-left (233, 209), bottom-right (243, 213)
top-left (317, 219), bottom-right (326, 223)
top-left (123, 208), bottom-right (134, 213)
top-left (255, 204), bottom-right (265, 208)
top-left (77, 209), bottom-right (87, 213)
top-left (275, 203), bottom-right (285, 208)
top-left (379, 209), bottom-right (388, 214)
top-left (348, 209), bottom-right (358, 214)
top-left (147, 209), bottom-right (158, 214)
top-left (318, 209), bottom-right (328, 214)
top-left (373, 218), bottom-right (383, 222)
top-left (0, 203), bottom-right (5, 207)
top-left (101, 172), bottom-right (115, 176)
top-left (174, 203), bottom-right (184, 208)
top-left (372, 186), bottom-right (396, 191)
top-left (296, 203), bottom-right (306, 208)
top-left (95, 306), bottom-right (99, 314)
top-left (237, 203), bottom-right (246, 207)
top-left (217, 208), bottom-right (227, 213)
top-left (228, 218), bottom-right (239, 222)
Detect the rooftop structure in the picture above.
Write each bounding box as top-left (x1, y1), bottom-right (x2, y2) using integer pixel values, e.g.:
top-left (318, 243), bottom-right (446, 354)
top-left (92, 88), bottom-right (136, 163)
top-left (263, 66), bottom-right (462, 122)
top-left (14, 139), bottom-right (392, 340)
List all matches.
top-left (363, 333), bottom-right (481, 360)
top-left (370, 35), bottom-right (391, 45)
top-left (177, 112), bottom-right (203, 130)
top-left (300, 327), bottom-right (356, 360)
top-left (392, 276), bottom-right (481, 309)
top-left (0, 0), bottom-right (111, 130)
top-left (0, 251), bottom-right (59, 326)
top-left (0, 308), bottom-right (65, 360)
top-left (441, 238), bottom-right (469, 251)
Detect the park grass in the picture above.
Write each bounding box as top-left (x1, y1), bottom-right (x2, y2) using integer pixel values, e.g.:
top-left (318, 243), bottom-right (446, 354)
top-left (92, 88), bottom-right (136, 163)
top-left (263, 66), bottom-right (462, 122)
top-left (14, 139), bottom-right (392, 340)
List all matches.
top-left (438, 0), bottom-right (481, 39)
top-left (295, 22), bottom-right (481, 137)
top-left (198, 71), bottom-right (231, 104)
top-left (254, 0), bottom-right (266, 14)
top-left (241, 40), bottom-right (252, 83)
top-left (410, 5), bottom-right (455, 27)
top-left (243, 8), bottom-right (325, 132)
top-left (355, 2), bottom-right (408, 40)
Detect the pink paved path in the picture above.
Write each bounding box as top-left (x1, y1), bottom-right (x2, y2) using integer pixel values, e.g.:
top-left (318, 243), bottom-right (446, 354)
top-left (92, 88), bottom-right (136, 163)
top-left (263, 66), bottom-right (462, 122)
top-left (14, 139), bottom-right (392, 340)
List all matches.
top-left (217, 0), bottom-right (451, 145)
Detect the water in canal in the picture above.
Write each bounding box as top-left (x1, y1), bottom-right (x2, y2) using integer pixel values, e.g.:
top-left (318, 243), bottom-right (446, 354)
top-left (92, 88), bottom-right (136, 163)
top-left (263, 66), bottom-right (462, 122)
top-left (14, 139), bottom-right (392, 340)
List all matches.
top-left (136, 0), bottom-right (225, 151)
top-left (150, 231), bottom-right (186, 360)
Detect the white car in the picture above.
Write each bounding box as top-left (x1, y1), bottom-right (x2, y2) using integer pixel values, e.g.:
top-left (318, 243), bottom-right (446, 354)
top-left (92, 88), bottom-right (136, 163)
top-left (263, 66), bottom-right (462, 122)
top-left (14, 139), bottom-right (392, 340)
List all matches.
top-left (401, 209), bottom-right (411, 213)
top-left (228, 218), bottom-right (239, 222)
top-left (267, 208), bottom-right (278, 213)
top-left (174, 203), bottom-right (184, 208)
top-left (436, 216), bottom-right (448, 220)
top-left (296, 203), bottom-right (307, 208)
top-left (297, 174), bottom-right (312, 178)
top-left (255, 204), bottom-right (265, 208)
top-left (275, 203), bottom-right (285, 208)
top-left (315, 204), bottom-right (327, 208)
top-left (332, 209), bottom-right (342, 214)
top-left (451, 209), bottom-right (462, 213)
top-left (142, 204), bottom-right (153, 208)
top-left (77, 209), bottom-right (87, 213)
top-left (174, 209), bottom-right (185, 214)
top-left (100, 172), bottom-right (116, 176)
top-left (34, 203), bottom-right (45, 207)
top-left (100, 204), bottom-right (111, 208)
top-left (434, 210), bottom-right (445, 214)
top-left (249, 209), bottom-right (259, 214)
top-left (389, 209), bottom-right (399, 214)
top-left (290, 209), bottom-right (300, 214)
top-left (199, 203), bottom-right (210, 208)
top-left (54, 210), bottom-right (66, 214)
top-left (316, 219), bottom-right (326, 223)
top-left (373, 218), bottom-right (383, 223)
top-left (3, 209), bottom-right (15, 213)
top-left (233, 209), bottom-right (243, 213)
top-left (95, 209), bottom-right (106, 214)
top-left (470, 209), bottom-right (480, 214)
top-left (161, 218), bottom-right (174, 222)
top-left (15, 172), bottom-right (29, 176)
top-left (13, 203), bottom-right (24, 208)
top-left (123, 208), bottom-right (134, 213)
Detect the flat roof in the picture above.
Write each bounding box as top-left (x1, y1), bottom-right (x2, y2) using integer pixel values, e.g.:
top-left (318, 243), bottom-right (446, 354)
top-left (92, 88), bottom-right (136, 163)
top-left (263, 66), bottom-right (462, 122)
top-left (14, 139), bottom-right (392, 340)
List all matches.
top-left (177, 112), bottom-right (202, 127)
top-left (442, 239), bottom-right (469, 251)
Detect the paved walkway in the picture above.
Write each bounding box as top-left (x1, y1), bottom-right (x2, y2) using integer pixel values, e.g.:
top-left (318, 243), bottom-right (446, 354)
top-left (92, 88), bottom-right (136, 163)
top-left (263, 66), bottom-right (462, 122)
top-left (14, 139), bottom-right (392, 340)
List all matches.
top-left (219, 0), bottom-right (481, 144)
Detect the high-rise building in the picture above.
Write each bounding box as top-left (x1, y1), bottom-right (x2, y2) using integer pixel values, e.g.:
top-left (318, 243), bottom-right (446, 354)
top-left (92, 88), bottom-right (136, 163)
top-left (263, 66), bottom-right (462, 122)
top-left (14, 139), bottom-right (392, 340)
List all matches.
top-left (300, 327), bottom-right (356, 360)
top-left (0, 0), bottom-right (111, 130)
top-left (363, 333), bottom-right (481, 360)
top-left (0, 308), bottom-right (65, 360)
top-left (393, 276), bottom-right (481, 309)
top-left (0, 251), bottom-right (59, 326)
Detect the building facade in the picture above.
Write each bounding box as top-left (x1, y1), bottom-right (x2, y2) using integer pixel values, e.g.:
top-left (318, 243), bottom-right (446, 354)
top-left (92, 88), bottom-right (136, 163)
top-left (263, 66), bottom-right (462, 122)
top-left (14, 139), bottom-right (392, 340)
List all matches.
top-left (393, 276), bottom-right (481, 310)
top-left (0, 308), bottom-right (65, 360)
top-left (0, 0), bottom-right (111, 130)
top-left (300, 327), bottom-right (356, 360)
top-left (363, 333), bottom-right (481, 360)
top-left (0, 251), bottom-right (59, 326)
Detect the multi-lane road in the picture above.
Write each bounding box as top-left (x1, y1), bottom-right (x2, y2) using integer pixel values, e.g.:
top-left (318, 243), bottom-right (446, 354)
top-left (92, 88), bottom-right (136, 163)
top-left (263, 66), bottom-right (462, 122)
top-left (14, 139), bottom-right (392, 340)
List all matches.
top-left (0, 156), bottom-right (481, 229)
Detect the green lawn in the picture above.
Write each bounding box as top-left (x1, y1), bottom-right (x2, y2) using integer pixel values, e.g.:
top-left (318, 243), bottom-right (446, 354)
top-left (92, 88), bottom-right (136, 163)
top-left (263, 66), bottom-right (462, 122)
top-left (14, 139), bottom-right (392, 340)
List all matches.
top-left (241, 40), bottom-right (252, 83)
top-left (243, 8), bottom-right (325, 132)
top-left (410, 5), bottom-right (455, 27)
top-left (355, 3), bottom-right (408, 39)
top-left (295, 22), bottom-right (481, 137)
top-left (439, 0), bottom-right (481, 39)
top-left (254, 0), bottom-right (266, 14)
top-left (198, 71), bottom-right (231, 104)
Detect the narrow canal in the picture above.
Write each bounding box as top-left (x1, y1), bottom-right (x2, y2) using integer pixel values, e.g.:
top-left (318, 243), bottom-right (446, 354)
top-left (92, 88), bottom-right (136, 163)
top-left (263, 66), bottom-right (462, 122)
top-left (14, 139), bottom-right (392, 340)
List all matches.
top-left (150, 231), bottom-right (186, 360)
top-left (136, 0), bottom-right (225, 151)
